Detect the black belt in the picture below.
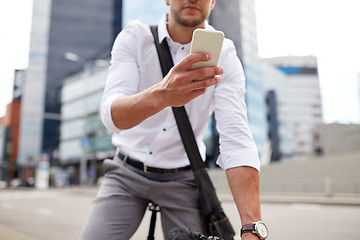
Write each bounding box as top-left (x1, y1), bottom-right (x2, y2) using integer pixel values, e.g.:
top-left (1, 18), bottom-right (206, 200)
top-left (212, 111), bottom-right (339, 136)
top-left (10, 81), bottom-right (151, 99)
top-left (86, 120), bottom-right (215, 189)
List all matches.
top-left (117, 151), bottom-right (192, 174)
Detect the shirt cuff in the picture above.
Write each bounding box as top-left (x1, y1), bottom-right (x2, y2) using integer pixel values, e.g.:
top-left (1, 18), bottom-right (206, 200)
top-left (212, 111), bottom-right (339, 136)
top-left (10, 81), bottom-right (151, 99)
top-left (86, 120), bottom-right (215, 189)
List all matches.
top-left (100, 95), bottom-right (122, 134)
top-left (216, 148), bottom-right (260, 172)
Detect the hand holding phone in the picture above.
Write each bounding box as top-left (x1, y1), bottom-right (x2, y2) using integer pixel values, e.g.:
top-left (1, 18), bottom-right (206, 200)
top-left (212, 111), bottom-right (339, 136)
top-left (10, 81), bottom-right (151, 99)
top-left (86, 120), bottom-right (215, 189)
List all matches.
top-left (190, 29), bottom-right (224, 70)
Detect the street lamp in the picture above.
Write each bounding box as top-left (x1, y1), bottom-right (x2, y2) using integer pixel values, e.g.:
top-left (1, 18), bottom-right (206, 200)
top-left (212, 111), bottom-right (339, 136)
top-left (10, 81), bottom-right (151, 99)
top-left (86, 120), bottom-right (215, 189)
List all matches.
top-left (64, 51), bottom-right (109, 70)
top-left (64, 52), bottom-right (84, 63)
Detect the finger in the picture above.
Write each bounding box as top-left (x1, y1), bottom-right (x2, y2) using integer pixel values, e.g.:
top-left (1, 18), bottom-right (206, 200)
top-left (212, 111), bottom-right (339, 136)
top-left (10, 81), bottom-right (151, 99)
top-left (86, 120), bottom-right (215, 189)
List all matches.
top-left (190, 75), bottom-right (222, 91)
top-left (176, 52), bottom-right (211, 71)
top-left (188, 87), bottom-right (208, 98)
top-left (184, 66), bottom-right (224, 82)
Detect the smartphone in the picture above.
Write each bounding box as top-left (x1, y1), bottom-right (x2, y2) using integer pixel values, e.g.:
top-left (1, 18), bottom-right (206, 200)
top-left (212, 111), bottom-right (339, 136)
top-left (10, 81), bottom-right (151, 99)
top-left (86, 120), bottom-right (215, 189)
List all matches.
top-left (190, 29), bottom-right (224, 70)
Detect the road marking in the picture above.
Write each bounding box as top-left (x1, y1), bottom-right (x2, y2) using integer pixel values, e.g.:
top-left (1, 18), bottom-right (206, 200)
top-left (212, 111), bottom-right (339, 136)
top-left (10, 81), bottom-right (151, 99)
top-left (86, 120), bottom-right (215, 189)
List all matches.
top-left (37, 208), bottom-right (54, 216)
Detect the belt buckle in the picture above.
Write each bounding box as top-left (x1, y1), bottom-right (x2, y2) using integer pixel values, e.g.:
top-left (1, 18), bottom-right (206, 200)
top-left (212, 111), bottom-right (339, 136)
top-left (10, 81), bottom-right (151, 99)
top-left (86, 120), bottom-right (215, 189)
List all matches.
top-left (143, 165), bottom-right (150, 173)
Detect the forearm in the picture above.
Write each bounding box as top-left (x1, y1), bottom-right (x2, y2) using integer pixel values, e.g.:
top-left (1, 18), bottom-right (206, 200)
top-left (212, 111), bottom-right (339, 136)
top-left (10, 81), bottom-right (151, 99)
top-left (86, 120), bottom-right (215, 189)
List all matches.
top-left (111, 53), bottom-right (224, 129)
top-left (110, 85), bottom-right (166, 129)
top-left (226, 166), bottom-right (261, 225)
top-left (109, 52), bottom-right (223, 130)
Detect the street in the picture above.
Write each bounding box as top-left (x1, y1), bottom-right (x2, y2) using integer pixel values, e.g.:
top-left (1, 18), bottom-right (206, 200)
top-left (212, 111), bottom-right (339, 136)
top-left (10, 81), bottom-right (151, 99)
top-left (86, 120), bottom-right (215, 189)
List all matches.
top-left (0, 188), bottom-right (360, 240)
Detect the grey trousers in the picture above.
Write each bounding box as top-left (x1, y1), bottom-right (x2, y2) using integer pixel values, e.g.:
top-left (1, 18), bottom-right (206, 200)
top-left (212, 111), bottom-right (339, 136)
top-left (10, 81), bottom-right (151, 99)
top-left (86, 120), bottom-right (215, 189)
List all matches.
top-left (80, 155), bottom-right (202, 240)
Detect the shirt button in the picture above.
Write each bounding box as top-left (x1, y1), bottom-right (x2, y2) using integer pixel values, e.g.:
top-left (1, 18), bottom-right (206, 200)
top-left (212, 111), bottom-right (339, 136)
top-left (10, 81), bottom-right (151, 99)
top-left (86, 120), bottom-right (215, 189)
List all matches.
top-left (181, 47), bottom-right (184, 50)
top-left (163, 128), bottom-right (166, 131)
top-left (149, 152), bottom-right (153, 155)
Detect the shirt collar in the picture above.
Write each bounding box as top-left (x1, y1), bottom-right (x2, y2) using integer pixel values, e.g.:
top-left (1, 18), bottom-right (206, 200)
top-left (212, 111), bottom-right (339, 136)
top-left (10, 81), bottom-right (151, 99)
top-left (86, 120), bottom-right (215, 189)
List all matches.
top-left (158, 14), bottom-right (170, 44)
top-left (157, 14), bottom-right (213, 44)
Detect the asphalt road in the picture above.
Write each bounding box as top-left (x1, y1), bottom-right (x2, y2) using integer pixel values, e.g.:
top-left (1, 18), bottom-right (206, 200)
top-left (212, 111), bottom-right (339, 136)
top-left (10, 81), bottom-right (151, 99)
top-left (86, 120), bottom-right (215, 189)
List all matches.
top-left (0, 187), bottom-right (360, 240)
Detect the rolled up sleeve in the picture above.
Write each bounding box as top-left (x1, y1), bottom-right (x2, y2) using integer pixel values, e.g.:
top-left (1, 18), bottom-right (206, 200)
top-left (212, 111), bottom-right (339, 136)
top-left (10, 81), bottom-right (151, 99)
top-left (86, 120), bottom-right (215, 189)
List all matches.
top-left (99, 21), bottom-right (141, 134)
top-left (214, 40), bottom-right (260, 171)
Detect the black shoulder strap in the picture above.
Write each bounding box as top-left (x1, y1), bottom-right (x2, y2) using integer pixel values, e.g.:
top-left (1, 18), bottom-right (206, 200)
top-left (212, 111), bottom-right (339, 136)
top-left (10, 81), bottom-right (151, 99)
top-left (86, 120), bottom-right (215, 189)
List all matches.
top-left (150, 25), bottom-right (206, 171)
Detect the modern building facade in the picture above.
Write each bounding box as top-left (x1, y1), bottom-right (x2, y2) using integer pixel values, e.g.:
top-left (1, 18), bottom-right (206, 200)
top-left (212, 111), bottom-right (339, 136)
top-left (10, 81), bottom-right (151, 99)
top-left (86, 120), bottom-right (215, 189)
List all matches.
top-left (263, 56), bottom-right (323, 160)
top-left (262, 62), bottom-right (295, 161)
top-left (18, 0), bottom-right (122, 170)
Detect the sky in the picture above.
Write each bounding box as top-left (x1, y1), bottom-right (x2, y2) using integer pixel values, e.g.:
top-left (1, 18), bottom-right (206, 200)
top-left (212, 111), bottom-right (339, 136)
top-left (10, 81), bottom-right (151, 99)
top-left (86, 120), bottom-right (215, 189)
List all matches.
top-left (0, 0), bottom-right (359, 124)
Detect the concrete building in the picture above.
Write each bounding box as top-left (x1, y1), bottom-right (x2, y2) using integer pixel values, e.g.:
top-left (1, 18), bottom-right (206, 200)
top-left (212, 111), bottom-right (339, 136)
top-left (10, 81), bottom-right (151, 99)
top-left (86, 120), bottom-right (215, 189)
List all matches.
top-left (312, 123), bottom-right (360, 156)
top-left (18, 0), bottom-right (122, 170)
top-left (263, 56), bottom-right (323, 161)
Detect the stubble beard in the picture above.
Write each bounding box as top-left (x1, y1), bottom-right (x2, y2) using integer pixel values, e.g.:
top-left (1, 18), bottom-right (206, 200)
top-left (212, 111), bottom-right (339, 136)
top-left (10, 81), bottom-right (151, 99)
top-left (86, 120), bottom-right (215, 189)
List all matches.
top-left (172, 8), bottom-right (209, 28)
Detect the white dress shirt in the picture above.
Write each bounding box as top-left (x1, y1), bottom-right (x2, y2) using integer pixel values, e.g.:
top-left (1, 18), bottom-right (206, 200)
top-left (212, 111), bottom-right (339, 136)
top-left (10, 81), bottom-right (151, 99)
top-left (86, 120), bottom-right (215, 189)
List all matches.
top-left (100, 14), bottom-right (260, 171)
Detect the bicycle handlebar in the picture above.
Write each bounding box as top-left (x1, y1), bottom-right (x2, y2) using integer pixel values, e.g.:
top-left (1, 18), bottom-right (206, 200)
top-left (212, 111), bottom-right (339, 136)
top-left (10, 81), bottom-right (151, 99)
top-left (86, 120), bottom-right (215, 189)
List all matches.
top-left (169, 227), bottom-right (224, 240)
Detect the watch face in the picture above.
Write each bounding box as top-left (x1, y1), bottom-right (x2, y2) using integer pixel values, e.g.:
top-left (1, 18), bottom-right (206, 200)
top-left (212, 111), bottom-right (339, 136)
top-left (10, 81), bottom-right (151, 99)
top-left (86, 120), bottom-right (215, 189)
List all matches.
top-left (255, 222), bottom-right (268, 238)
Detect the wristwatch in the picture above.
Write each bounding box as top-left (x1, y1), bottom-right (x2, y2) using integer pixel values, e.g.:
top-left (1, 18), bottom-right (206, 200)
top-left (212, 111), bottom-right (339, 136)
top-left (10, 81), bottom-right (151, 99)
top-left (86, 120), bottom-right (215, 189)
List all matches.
top-left (241, 221), bottom-right (268, 239)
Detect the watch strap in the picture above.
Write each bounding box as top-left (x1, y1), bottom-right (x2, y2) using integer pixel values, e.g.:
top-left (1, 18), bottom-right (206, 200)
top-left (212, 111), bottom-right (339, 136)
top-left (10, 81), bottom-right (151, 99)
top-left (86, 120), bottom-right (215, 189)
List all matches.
top-left (241, 223), bottom-right (255, 236)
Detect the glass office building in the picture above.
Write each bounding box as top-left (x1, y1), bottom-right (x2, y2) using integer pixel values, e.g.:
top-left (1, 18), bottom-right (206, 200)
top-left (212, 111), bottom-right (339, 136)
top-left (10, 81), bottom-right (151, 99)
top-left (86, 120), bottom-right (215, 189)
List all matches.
top-left (18, 0), bottom-right (122, 167)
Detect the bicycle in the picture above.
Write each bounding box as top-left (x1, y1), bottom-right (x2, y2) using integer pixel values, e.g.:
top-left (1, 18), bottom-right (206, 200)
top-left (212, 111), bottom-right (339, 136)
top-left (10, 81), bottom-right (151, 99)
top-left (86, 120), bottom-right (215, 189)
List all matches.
top-left (147, 202), bottom-right (223, 240)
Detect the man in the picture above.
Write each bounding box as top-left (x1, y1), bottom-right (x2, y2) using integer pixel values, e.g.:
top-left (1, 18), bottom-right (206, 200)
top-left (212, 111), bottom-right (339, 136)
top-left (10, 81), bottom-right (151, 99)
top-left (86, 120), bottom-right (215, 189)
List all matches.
top-left (80, 0), bottom-right (266, 239)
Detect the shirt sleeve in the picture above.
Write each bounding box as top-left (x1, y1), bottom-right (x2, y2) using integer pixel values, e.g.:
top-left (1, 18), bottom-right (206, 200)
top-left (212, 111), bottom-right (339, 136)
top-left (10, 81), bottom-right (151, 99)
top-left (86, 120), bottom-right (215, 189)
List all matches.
top-left (214, 39), bottom-right (260, 171)
top-left (99, 21), bottom-right (142, 133)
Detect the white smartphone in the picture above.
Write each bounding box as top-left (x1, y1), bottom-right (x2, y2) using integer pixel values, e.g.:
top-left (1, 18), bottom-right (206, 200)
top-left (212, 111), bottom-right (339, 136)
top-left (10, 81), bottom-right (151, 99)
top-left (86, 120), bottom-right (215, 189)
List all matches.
top-left (190, 29), bottom-right (224, 70)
